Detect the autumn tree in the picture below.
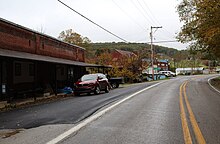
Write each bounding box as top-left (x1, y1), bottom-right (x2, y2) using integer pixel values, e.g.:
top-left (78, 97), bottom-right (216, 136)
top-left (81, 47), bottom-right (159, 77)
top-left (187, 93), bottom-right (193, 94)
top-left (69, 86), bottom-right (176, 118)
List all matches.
top-left (109, 54), bottom-right (142, 82)
top-left (58, 29), bottom-right (91, 47)
top-left (89, 52), bottom-right (112, 65)
top-left (177, 0), bottom-right (220, 58)
top-left (88, 49), bottom-right (142, 82)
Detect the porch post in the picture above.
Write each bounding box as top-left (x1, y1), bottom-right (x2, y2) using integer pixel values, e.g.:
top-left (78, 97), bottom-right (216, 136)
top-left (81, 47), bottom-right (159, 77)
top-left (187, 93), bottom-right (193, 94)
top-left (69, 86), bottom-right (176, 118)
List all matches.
top-left (55, 64), bottom-right (57, 96)
top-left (0, 59), bottom-right (2, 99)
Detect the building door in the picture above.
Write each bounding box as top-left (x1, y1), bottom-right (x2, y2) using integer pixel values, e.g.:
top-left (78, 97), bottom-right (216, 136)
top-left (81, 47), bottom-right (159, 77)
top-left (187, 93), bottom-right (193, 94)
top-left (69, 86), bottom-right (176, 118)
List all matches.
top-left (67, 67), bottom-right (74, 87)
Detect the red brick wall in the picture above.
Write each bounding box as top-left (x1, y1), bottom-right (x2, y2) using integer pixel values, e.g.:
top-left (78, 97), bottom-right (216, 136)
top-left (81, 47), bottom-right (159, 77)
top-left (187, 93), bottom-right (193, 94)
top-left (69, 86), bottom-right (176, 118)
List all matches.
top-left (0, 19), bottom-right (85, 62)
top-left (111, 51), bottom-right (122, 61)
top-left (36, 36), bottom-right (78, 61)
top-left (0, 22), bottom-right (36, 53)
top-left (77, 49), bottom-right (85, 62)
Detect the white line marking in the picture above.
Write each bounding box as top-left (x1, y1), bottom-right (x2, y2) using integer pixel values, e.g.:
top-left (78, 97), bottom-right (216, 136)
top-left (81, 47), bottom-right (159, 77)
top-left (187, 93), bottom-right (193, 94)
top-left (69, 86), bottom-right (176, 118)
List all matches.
top-left (208, 75), bottom-right (220, 94)
top-left (46, 82), bottom-right (163, 144)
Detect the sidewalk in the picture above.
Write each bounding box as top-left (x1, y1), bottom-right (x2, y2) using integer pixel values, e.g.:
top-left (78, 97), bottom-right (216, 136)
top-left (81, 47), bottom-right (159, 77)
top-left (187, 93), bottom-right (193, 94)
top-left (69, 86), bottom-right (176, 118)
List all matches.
top-left (0, 93), bottom-right (73, 112)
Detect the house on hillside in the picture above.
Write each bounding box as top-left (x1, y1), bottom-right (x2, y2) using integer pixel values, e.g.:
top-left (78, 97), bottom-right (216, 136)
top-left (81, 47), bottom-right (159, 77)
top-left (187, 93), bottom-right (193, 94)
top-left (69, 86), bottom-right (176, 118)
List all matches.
top-left (111, 49), bottom-right (137, 67)
top-left (157, 59), bottom-right (169, 71)
top-left (0, 18), bottom-right (108, 101)
top-left (142, 59), bottom-right (169, 74)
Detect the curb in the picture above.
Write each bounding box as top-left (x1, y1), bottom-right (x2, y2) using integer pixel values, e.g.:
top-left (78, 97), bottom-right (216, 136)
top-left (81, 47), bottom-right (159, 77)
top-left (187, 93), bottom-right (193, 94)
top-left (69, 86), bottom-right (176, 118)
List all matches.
top-left (208, 76), bottom-right (220, 94)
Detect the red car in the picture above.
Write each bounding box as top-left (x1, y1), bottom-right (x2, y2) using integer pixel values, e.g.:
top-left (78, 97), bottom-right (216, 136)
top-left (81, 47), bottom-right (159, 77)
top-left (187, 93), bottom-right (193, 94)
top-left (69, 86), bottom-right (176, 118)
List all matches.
top-left (74, 73), bottom-right (111, 96)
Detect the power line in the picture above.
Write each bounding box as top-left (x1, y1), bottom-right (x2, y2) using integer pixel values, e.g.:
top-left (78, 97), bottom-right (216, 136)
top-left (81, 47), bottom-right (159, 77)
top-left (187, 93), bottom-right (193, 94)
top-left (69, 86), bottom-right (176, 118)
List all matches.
top-left (129, 0), bottom-right (175, 42)
top-left (139, 0), bottom-right (175, 38)
top-left (111, 0), bottom-right (147, 32)
top-left (135, 39), bottom-right (178, 44)
top-left (136, 0), bottom-right (158, 25)
top-left (58, 0), bottom-right (128, 42)
top-left (140, 0), bottom-right (161, 25)
top-left (146, 40), bottom-right (178, 44)
top-left (130, 0), bottom-right (154, 26)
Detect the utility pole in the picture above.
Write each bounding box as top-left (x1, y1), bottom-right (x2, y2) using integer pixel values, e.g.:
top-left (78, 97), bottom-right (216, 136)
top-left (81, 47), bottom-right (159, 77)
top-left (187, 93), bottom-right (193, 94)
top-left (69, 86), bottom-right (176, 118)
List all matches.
top-left (150, 26), bottom-right (162, 80)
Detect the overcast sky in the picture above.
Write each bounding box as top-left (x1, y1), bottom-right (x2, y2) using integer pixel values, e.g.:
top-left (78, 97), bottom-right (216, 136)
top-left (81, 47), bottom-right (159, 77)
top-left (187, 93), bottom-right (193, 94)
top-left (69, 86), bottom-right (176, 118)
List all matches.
top-left (0, 0), bottom-right (188, 50)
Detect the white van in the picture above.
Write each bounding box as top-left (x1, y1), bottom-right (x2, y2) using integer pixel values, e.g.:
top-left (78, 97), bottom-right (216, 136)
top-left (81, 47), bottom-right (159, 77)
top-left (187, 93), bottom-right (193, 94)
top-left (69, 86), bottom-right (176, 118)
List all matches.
top-left (158, 71), bottom-right (176, 77)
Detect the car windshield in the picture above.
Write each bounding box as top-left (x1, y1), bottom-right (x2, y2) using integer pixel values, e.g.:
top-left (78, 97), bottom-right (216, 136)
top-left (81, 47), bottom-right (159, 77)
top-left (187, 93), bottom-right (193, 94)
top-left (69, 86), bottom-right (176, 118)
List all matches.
top-left (81, 74), bottom-right (98, 81)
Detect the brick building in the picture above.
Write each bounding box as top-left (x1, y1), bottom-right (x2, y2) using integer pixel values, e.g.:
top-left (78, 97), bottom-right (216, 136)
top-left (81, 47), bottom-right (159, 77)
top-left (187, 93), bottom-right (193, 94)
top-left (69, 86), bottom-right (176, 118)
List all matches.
top-left (157, 59), bottom-right (169, 71)
top-left (0, 18), bottom-right (102, 101)
top-left (142, 59), bottom-right (170, 74)
top-left (111, 49), bottom-right (137, 67)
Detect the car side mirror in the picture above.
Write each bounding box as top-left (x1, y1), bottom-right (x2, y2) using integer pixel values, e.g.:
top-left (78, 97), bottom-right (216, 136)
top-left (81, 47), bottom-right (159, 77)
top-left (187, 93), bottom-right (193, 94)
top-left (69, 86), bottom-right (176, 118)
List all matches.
top-left (98, 77), bottom-right (103, 80)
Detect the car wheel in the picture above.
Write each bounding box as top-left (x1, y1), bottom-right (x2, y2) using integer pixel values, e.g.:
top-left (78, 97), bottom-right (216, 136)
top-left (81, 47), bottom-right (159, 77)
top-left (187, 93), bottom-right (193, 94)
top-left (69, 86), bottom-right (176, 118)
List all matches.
top-left (115, 83), bottom-right (119, 88)
top-left (105, 85), bottom-right (110, 93)
top-left (111, 82), bottom-right (117, 89)
top-left (94, 86), bottom-right (100, 95)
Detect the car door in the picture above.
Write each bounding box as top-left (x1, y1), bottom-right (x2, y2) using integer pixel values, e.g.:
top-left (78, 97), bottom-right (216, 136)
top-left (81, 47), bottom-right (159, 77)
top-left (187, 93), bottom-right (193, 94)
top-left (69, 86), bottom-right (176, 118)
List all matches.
top-left (97, 74), bottom-right (106, 90)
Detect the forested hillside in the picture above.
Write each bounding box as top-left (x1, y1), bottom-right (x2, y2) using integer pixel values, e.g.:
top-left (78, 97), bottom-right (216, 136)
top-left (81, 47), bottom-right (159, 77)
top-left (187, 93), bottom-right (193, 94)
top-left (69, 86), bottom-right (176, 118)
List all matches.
top-left (57, 28), bottom-right (214, 69)
top-left (86, 42), bottom-right (212, 71)
top-left (88, 42), bottom-right (179, 58)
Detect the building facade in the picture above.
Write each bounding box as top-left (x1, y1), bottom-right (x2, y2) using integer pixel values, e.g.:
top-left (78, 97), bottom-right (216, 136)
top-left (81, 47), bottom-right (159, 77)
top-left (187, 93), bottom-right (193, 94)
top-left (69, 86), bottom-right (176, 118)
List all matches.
top-left (111, 49), bottom-right (137, 67)
top-left (142, 59), bottom-right (169, 74)
top-left (0, 18), bottom-right (98, 101)
top-left (157, 59), bottom-right (169, 71)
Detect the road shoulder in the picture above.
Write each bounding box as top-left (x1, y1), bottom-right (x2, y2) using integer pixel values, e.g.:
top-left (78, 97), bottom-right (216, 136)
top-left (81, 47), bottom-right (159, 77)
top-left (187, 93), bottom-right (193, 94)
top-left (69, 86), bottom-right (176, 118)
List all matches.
top-left (208, 76), bottom-right (220, 94)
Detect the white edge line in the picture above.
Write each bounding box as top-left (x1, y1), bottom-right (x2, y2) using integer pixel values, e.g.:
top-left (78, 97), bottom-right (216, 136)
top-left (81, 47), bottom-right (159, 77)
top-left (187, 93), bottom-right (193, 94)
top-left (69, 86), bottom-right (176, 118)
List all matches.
top-left (208, 75), bottom-right (220, 94)
top-left (46, 81), bottom-right (163, 144)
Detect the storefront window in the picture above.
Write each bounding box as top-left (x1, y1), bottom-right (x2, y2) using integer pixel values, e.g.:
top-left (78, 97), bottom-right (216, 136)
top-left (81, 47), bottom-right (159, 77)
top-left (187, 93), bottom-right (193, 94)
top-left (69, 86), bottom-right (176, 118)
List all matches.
top-left (29, 64), bottom-right (35, 76)
top-left (15, 63), bottom-right (21, 76)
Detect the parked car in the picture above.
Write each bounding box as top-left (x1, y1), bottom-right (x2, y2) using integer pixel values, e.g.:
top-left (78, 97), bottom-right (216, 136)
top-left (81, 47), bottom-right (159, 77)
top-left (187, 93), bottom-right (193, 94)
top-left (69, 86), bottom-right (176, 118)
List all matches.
top-left (74, 73), bottom-right (111, 96)
top-left (158, 71), bottom-right (176, 77)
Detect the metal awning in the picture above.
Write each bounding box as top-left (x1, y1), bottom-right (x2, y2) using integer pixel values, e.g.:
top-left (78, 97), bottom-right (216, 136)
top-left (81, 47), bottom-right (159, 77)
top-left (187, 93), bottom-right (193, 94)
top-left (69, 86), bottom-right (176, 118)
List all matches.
top-left (0, 48), bottom-right (111, 68)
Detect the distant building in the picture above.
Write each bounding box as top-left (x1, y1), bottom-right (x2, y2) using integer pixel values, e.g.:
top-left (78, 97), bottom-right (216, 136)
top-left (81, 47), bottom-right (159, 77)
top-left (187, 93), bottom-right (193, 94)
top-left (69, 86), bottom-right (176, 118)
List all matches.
top-left (157, 59), bottom-right (169, 71)
top-left (142, 59), bottom-right (169, 74)
top-left (175, 67), bottom-right (204, 75)
top-left (111, 49), bottom-right (137, 67)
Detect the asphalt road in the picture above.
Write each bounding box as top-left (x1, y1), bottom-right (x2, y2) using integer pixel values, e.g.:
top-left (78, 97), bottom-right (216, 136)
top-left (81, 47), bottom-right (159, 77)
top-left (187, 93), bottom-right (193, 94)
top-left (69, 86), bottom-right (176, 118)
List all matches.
top-left (0, 81), bottom-right (158, 129)
top-left (56, 75), bottom-right (220, 144)
top-left (60, 77), bottom-right (185, 144)
top-left (0, 75), bottom-right (220, 144)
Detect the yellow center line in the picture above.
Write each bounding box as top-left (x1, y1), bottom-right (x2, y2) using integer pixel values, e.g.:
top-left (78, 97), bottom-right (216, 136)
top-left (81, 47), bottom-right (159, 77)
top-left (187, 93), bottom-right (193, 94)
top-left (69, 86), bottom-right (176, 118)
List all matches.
top-left (183, 81), bottom-right (206, 144)
top-left (179, 81), bottom-right (192, 144)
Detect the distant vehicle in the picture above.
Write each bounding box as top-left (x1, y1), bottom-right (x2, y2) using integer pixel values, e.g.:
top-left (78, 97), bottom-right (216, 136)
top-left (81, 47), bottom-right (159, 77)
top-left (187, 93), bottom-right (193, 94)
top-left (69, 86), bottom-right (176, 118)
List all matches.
top-left (74, 73), bottom-right (111, 96)
top-left (158, 71), bottom-right (176, 77)
top-left (109, 77), bottom-right (124, 88)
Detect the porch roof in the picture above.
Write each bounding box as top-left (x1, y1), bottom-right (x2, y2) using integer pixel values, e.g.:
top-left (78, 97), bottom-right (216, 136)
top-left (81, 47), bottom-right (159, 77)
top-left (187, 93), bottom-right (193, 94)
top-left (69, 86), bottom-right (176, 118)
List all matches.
top-left (0, 48), bottom-right (111, 68)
